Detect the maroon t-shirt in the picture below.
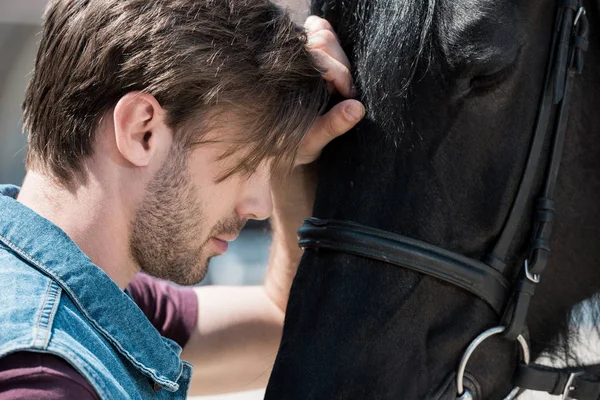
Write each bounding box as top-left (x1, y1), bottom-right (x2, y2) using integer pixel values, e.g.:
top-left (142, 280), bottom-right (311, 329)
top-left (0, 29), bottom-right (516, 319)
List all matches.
top-left (0, 274), bottom-right (198, 399)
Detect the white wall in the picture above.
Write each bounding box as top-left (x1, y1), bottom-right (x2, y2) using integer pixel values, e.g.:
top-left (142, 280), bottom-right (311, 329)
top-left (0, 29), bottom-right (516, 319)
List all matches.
top-left (0, 24), bottom-right (39, 184)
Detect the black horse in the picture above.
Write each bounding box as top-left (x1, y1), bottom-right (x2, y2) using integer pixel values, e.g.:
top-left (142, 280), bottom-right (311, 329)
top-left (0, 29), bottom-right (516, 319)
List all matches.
top-left (266, 0), bottom-right (600, 398)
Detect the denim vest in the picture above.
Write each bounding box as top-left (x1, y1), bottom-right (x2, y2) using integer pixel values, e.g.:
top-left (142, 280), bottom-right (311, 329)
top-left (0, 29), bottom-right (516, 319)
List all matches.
top-left (0, 185), bottom-right (192, 399)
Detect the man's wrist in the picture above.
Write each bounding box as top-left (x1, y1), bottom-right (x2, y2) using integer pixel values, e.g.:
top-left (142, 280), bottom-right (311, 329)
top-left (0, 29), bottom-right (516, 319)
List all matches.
top-left (264, 164), bottom-right (318, 313)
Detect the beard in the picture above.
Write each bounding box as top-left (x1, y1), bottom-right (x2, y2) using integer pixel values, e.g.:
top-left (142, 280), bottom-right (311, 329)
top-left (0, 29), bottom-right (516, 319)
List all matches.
top-left (129, 144), bottom-right (245, 285)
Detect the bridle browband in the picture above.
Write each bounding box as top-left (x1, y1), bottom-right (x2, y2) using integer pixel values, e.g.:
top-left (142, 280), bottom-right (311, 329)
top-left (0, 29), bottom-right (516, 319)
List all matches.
top-left (298, 1), bottom-right (594, 399)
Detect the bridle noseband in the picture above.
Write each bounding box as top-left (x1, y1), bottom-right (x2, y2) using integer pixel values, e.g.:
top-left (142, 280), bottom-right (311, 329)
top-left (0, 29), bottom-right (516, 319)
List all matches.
top-left (298, 1), bottom-right (594, 398)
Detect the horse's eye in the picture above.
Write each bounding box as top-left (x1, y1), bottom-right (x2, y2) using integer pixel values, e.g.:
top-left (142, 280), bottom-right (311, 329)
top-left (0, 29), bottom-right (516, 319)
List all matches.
top-left (464, 45), bottom-right (523, 96)
top-left (469, 62), bottom-right (518, 94)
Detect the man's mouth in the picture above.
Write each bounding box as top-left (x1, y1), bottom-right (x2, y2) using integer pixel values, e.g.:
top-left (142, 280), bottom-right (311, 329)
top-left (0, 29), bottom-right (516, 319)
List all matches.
top-left (211, 237), bottom-right (230, 254)
top-left (214, 233), bottom-right (239, 242)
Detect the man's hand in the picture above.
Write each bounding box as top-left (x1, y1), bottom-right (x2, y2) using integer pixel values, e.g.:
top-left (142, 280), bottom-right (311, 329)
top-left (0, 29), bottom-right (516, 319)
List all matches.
top-left (265, 16), bottom-right (365, 313)
top-left (296, 16), bottom-right (366, 166)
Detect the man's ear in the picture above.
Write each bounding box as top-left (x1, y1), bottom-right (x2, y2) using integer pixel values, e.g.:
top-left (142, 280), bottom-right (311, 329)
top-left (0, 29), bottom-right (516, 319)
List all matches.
top-left (113, 92), bottom-right (171, 167)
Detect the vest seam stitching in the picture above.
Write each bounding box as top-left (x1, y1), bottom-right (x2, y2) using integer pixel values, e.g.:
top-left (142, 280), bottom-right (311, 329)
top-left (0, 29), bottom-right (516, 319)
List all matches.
top-left (42, 283), bottom-right (61, 347)
top-left (31, 280), bottom-right (53, 348)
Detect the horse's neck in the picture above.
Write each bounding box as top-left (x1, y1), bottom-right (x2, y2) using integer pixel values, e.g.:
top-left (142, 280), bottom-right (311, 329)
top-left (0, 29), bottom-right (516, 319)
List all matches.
top-left (527, 20), bottom-right (600, 357)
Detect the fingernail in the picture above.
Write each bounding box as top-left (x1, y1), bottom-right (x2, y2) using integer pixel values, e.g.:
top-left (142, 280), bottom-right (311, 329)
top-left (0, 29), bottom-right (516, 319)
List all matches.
top-left (350, 85), bottom-right (357, 97)
top-left (345, 104), bottom-right (364, 121)
top-left (304, 15), bottom-right (318, 31)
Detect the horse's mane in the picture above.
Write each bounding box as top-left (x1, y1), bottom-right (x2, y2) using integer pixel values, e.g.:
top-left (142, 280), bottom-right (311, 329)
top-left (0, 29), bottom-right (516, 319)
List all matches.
top-left (313, 0), bottom-right (439, 137)
top-left (354, 0), bottom-right (437, 122)
top-left (552, 295), bottom-right (600, 366)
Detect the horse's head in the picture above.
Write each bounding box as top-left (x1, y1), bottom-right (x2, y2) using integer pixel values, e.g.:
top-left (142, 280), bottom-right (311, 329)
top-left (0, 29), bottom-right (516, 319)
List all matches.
top-left (312, 0), bottom-right (555, 261)
top-left (267, 0), bottom-right (600, 398)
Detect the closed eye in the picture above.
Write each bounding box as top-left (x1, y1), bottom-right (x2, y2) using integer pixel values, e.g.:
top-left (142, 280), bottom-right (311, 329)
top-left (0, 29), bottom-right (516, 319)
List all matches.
top-left (466, 47), bottom-right (522, 96)
top-left (468, 61), bottom-right (518, 94)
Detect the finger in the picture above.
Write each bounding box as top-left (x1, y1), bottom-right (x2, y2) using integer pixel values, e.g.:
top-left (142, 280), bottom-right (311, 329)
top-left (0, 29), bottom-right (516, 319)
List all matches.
top-left (310, 48), bottom-right (355, 98)
top-left (307, 29), bottom-right (351, 72)
top-left (304, 16), bottom-right (337, 38)
top-left (296, 100), bottom-right (365, 165)
top-left (304, 16), bottom-right (355, 97)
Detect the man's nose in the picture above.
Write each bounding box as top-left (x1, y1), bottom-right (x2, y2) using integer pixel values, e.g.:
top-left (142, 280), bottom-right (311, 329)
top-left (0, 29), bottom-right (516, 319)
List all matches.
top-left (235, 166), bottom-right (273, 221)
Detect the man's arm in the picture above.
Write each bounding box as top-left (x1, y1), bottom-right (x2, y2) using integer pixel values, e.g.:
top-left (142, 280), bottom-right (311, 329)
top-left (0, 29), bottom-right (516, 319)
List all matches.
top-left (181, 16), bottom-right (365, 396)
top-left (181, 166), bottom-right (317, 395)
top-left (182, 286), bottom-right (283, 394)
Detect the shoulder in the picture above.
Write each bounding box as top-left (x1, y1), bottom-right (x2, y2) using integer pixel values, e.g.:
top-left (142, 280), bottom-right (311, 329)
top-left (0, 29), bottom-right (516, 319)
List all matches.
top-left (0, 351), bottom-right (99, 400)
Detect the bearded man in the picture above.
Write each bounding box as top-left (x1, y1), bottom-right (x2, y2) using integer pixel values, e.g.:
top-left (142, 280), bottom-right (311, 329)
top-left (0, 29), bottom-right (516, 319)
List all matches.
top-left (0, 0), bottom-right (364, 398)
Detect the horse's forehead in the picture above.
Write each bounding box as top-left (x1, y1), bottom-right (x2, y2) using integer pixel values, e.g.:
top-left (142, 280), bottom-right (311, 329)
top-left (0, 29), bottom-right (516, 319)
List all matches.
top-left (438, 0), bottom-right (523, 69)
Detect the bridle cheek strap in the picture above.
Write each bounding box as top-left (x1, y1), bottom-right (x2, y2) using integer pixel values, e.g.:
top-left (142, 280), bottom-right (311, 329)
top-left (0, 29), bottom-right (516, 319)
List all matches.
top-left (298, 218), bottom-right (510, 315)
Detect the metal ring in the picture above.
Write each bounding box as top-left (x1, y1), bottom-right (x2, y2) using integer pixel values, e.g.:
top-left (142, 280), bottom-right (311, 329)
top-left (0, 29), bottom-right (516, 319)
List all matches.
top-left (524, 259), bottom-right (540, 283)
top-left (456, 326), bottom-right (530, 399)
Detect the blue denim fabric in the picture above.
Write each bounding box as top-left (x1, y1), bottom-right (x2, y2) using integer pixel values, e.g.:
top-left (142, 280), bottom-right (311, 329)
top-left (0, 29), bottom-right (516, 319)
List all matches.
top-left (0, 185), bottom-right (192, 399)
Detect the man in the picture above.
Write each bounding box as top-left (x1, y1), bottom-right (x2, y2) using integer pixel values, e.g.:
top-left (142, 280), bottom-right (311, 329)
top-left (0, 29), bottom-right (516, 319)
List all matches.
top-left (0, 0), bottom-right (364, 398)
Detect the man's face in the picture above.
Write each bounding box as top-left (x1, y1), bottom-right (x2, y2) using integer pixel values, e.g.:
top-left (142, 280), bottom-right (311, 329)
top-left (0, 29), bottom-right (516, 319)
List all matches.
top-left (129, 130), bottom-right (273, 285)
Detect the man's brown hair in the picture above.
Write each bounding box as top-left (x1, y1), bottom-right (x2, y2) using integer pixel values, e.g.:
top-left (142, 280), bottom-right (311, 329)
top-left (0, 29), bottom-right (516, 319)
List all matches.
top-left (23, 0), bottom-right (328, 183)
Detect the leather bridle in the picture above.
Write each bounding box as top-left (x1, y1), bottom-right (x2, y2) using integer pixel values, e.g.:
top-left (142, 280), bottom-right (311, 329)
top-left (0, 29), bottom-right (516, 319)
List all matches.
top-left (297, 1), bottom-right (595, 398)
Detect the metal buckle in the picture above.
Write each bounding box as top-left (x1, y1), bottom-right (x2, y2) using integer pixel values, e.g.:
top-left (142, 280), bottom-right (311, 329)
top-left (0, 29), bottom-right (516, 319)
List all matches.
top-left (562, 371), bottom-right (584, 400)
top-left (456, 326), bottom-right (530, 400)
top-left (574, 6), bottom-right (586, 27)
top-left (524, 259), bottom-right (541, 283)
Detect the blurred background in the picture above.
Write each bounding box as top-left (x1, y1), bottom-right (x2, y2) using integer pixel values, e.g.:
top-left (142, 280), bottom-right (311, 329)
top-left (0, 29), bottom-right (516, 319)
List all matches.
top-left (0, 1), bottom-right (308, 399)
